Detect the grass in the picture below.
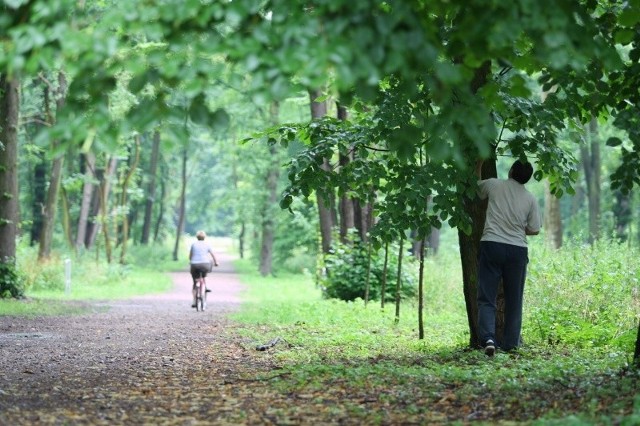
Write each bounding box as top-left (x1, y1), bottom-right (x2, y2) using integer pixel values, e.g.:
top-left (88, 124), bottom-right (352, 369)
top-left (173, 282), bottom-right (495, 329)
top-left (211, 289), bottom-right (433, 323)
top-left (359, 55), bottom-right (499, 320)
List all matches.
top-left (230, 249), bottom-right (640, 424)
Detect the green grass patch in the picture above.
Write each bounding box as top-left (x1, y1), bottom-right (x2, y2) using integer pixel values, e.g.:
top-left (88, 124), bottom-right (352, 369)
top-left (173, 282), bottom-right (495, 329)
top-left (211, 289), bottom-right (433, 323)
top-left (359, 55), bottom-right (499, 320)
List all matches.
top-left (231, 245), bottom-right (640, 424)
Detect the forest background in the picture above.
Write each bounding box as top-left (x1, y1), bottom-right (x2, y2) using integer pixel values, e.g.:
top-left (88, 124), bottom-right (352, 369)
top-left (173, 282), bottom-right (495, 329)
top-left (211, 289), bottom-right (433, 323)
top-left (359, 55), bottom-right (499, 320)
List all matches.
top-left (1, 1), bottom-right (640, 416)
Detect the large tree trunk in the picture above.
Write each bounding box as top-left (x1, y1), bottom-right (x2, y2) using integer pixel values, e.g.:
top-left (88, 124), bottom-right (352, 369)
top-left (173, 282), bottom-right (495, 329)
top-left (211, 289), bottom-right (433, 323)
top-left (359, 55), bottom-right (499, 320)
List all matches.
top-left (0, 75), bottom-right (20, 271)
top-left (38, 72), bottom-right (67, 260)
top-left (259, 102), bottom-right (280, 276)
top-left (581, 117), bottom-right (601, 244)
top-left (172, 145), bottom-right (188, 261)
top-left (458, 61), bottom-right (494, 348)
top-left (544, 180), bottom-right (563, 249)
top-left (141, 130), bottom-right (160, 245)
top-left (309, 88), bottom-right (334, 254)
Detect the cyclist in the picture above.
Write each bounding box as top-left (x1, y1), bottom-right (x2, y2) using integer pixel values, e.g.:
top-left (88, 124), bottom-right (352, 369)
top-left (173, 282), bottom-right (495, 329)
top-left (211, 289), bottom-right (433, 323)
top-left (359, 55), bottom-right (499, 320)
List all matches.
top-left (189, 230), bottom-right (219, 308)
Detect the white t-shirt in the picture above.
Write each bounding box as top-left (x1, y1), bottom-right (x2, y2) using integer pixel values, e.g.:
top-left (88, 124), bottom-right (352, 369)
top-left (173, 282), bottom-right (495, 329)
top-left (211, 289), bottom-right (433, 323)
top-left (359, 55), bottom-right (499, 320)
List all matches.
top-left (190, 240), bottom-right (213, 264)
top-left (477, 178), bottom-right (541, 247)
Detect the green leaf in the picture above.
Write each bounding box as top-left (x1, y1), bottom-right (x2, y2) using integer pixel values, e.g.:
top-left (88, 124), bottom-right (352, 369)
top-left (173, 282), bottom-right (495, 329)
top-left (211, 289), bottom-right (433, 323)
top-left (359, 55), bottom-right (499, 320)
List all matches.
top-left (619, 8), bottom-right (640, 27)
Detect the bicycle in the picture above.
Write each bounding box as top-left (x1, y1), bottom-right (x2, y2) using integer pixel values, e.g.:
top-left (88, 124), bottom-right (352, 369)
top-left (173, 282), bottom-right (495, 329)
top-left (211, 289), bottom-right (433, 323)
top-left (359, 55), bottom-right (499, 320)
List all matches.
top-left (194, 272), bottom-right (207, 312)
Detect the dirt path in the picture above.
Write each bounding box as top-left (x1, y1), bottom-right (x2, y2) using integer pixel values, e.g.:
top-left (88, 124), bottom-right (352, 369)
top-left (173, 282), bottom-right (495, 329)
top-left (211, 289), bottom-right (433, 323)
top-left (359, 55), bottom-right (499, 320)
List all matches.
top-left (0, 252), bottom-right (309, 425)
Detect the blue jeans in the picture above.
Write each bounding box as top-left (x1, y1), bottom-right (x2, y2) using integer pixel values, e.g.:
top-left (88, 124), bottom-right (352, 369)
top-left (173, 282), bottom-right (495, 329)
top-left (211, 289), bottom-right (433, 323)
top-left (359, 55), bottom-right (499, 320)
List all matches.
top-left (477, 241), bottom-right (529, 351)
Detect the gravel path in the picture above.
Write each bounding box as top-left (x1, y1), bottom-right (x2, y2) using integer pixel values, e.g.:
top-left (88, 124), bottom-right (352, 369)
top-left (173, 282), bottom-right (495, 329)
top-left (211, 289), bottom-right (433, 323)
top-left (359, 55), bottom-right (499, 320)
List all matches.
top-left (0, 253), bottom-right (297, 425)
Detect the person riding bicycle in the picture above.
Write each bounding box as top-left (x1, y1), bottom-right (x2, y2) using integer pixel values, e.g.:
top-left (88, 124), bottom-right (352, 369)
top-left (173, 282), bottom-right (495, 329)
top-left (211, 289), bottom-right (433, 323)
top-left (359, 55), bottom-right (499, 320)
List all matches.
top-left (189, 230), bottom-right (218, 308)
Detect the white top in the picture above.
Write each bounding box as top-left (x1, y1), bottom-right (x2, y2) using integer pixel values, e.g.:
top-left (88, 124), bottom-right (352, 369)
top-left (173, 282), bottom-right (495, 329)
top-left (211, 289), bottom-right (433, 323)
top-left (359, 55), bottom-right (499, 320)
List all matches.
top-left (190, 240), bottom-right (213, 264)
top-left (477, 178), bottom-right (541, 247)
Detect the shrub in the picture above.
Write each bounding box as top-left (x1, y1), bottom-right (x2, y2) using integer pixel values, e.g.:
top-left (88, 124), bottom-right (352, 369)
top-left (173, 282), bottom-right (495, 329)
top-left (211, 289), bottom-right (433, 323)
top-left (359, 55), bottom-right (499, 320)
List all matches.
top-left (0, 259), bottom-right (24, 299)
top-left (526, 238), bottom-right (640, 350)
top-left (321, 237), bottom-right (417, 302)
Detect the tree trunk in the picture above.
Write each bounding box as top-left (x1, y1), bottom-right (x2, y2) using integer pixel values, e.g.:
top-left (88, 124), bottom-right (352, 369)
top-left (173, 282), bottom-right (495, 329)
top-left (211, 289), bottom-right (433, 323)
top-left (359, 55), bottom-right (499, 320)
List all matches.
top-left (38, 72), bottom-right (67, 260)
top-left (99, 157), bottom-right (118, 263)
top-left (544, 180), bottom-right (563, 249)
top-left (337, 103), bottom-right (355, 243)
top-left (173, 145), bottom-right (188, 261)
top-left (634, 319), bottom-right (640, 368)
top-left (30, 151), bottom-right (46, 246)
top-left (458, 159), bottom-right (492, 348)
top-left (426, 227), bottom-right (440, 256)
top-left (581, 116), bottom-right (601, 244)
top-left (76, 152), bottom-right (96, 250)
top-left (418, 238), bottom-right (425, 339)
top-left (380, 242), bottom-right (389, 309)
top-left (153, 161), bottom-right (166, 243)
top-left (119, 135), bottom-right (141, 264)
top-left (0, 75), bottom-right (20, 269)
top-left (141, 130), bottom-right (160, 245)
top-left (394, 238), bottom-right (404, 324)
top-left (259, 102), bottom-right (280, 276)
top-left (613, 188), bottom-right (632, 242)
top-left (309, 88), bottom-right (334, 254)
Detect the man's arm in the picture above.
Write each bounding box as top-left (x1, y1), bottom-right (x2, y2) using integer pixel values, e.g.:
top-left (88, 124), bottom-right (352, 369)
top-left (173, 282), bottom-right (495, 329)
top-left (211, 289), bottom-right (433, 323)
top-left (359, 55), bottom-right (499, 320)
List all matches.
top-left (525, 227), bottom-right (540, 236)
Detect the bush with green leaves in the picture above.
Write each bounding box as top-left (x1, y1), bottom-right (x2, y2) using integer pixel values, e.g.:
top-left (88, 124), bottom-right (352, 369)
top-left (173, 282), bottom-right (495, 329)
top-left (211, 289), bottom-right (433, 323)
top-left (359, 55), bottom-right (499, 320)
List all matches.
top-left (0, 259), bottom-right (24, 299)
top-left (526, 238), bottom-right (640, 350)
top-left (321, 238), bottom-right (417, 302)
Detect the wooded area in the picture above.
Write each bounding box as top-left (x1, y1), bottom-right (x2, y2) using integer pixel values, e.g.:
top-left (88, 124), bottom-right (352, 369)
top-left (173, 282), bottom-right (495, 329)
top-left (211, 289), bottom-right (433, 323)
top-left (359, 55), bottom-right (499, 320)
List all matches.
top-left (1, 0), bottom-right (640, 362)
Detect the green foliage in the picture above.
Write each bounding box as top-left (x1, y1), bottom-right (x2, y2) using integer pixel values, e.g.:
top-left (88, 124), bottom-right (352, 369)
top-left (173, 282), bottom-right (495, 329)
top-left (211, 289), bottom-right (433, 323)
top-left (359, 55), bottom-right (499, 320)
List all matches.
top-left (321, 237), bottom-right (417, 302)
top-left (0, 259), bottom-right (24, 299)
top-left (526, 238), bottom-right (640, 350)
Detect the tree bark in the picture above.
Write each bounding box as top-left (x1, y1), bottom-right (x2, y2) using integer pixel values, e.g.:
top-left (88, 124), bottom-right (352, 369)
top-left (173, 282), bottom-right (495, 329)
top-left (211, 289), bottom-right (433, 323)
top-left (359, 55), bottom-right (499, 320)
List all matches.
top-left (38, 72), bottom-right (67, 260)
top-left (613, 188), bottom-right (632, 242)
top-left (99, 157), bottom-right (118, 263)
top-left (309, 88), bottom-right (334, 254)
top-left (0, 75), bottom-right (20, 267)
top-left (76, 152), bottom-right (96, 250)
top-left (141, 130), bottom-right (160, 245)
top-left (418, 238), bottom-right (425, 339)
top-left (544, 180), bottom-right (563, 249)
top-left (118, 135), bottom-right (141, 264)
top-left (337, 103), bottom-right (355, 243)
top-left (173, 144), bottom-right (188, 261)
top-left (394, 238), bottom-right (404, 323)
top-left (30, 151), bottom-right (46, 246)
top-left (581, 117), bottom-right (601, 244)
top-left (259, 102), bottom-right (280, 276)
top-left (458, 60), bottom-right (492, 348)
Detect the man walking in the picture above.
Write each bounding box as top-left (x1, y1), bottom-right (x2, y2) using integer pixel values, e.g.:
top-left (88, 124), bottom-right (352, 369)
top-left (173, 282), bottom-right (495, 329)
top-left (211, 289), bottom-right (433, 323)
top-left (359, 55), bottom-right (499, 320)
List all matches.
top-left (476, 159), bottom-right (541, 356)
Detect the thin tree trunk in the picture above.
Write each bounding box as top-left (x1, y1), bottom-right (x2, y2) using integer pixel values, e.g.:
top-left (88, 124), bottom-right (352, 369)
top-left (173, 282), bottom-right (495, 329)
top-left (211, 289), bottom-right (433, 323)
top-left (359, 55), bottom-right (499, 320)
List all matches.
top-left (119, 135), bottom-right (141, 264)
top-left (259, 102), bottom-right (280, 276)
top-left (581, 116), bottom-right (601, 244)
top-left (0, 75), bottom-right (19, 268)
top-left (427, 227), bottom-right (440, 256)
top-left (153, 161), bottom-right (166, 243)
top-left (30, 151), bottom-right (46, 246)
top-left (141, 130), bottom-right (160, 245)
top-left (364, 242), bottom-right (372, 305)
top-left (76, 152), bottom-right (96, 250)
top-left (613, 188), bottom-right (632, 242)
top-left (394, 238), bottom-right (404, 324)
top-left (380, 242), bottom-right (389, 309)
top-left (60, 186), bottom-right (74, 248)
top-left (418, 238), bottom-right (426, 339)
top-left (38, 72), bottom-right (67, 260)
top-left (634, 320), bottom-right (640, 368)
top-left (309, 88), bottom-right (333, 254)
top-left (99, 157), bottom-right (118, 263)
top-left (173, 145), bottom-right (188, 261)
top-left (544, 180), bottom-right (563, 249)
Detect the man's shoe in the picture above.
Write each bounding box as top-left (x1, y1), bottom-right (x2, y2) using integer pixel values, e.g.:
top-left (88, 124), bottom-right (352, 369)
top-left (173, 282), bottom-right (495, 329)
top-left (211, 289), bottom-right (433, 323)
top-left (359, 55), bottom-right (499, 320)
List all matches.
top-left (205, 288), bottom-right (212, 293)
top-left (191, 303), bottom-right (196, 308)
top-left (484, 339), bottom-right (496, 357)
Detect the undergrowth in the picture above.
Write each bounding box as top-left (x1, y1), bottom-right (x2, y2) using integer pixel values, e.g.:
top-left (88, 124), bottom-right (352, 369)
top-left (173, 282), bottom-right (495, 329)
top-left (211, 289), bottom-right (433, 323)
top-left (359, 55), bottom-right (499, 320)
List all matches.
top-left (231, 237), bottom-right (640, 424)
